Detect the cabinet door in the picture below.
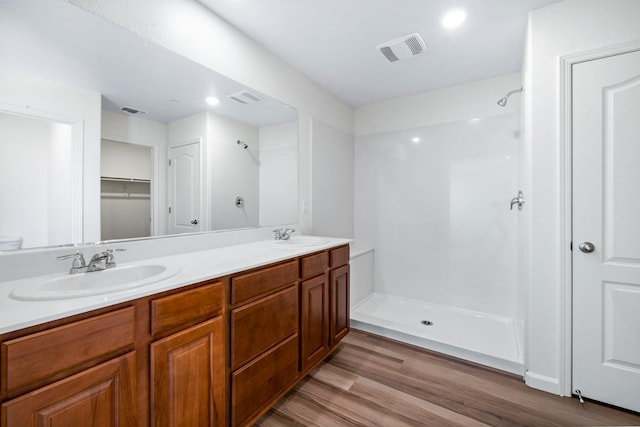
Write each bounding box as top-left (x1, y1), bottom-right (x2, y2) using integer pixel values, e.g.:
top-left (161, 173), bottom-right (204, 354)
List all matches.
top-left (151, 317), bottom-right (224, 427)
top-left (1, 352), bottom-right (136, 427)
top-left (330, 265), bottom-right (350, 347)
top-left (300, 274), bottom-right (329, 372)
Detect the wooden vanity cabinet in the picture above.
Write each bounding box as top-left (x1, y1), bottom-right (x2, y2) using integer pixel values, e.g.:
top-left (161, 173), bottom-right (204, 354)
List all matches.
top-left (0, 245), bottom-right (350, 427)
top-left (0, 280), bottom-right (226, 427)
top-left (329, 245), bottom-right (351, 348)
top-left (300, 245), bottom-right (350, 370)
top-left (0, 308), bottom-right (137, 427)
top-left (300, 252), bottom-right (330, 373)
top-left (150, 281), bottom-right (225, 427)
top-left (229, 261), bottom-right (300, 427)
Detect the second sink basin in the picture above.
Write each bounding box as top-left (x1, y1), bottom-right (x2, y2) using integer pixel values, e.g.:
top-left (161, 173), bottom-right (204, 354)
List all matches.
top-left (274, 236), bottom-right (329, 247)
top-left (10, 264), bottom-right (181, 301)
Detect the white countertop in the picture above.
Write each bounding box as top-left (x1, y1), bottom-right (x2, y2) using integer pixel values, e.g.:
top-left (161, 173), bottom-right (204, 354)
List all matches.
top-left (0, 237), bottom-right (350, 335)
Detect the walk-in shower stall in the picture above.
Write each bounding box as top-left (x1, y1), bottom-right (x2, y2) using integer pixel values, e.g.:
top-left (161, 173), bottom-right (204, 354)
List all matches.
top-left (352, 103), bottom-right (523, 373)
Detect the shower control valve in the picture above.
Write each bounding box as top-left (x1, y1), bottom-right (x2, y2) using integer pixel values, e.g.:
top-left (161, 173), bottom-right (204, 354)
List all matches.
top-left (510, 191), bottom-right (525, 211)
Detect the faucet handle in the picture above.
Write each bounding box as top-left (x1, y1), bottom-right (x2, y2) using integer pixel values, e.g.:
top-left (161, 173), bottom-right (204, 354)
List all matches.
top-left (57, 251), bottom-right (85, 265)
top-left (57, 251), bottom-right (87, 274)
top-left (273, 229), bottom-right (283, 240)
top-left (105, 248), bottom-right (126, 267)
top-left (282, 228), bottom-right (296, 240)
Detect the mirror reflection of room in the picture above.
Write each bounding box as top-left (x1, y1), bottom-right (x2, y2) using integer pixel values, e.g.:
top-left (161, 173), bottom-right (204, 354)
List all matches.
top-left (0, 0), bottom-right (298, 250)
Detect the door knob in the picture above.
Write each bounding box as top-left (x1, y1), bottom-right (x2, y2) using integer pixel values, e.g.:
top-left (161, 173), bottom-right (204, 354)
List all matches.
top-left (191, 219), bottom-right (199, 225)
top-left (578, 242), bottom-right (595, 253)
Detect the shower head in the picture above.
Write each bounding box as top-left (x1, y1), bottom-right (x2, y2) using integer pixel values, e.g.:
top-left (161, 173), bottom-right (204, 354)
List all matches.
top-left (497, 87), bottom-right (523, 107)
top-left (237, 140), bottom-right (248, 149)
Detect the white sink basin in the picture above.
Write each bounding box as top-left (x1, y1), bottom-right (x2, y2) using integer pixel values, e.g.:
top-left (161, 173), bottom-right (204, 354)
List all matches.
top-left (10, 264), bottom-right (181, 301)
top-left (274, 236), bottom-right (329, 247)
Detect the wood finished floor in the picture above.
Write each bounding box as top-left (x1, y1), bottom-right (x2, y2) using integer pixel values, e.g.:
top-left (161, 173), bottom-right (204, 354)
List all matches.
top-left (257, 330), bottom-right (640, 426)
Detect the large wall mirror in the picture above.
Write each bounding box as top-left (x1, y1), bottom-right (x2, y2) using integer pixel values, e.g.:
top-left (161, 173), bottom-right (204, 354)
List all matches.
top-left (0, 0), bottom-right (299, 251)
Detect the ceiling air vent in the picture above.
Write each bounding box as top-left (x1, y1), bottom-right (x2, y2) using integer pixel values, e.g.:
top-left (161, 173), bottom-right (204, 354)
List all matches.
top-left (120, 106), bottom-right (147, 115)
top-left (376, 32), bottom-right (427, 63)
top-left (227, 90), bottom-right (263, 105)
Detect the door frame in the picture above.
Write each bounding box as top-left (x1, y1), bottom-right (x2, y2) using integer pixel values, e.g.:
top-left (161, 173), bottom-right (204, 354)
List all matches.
top-left (558, 39), bottom-right (640, 397)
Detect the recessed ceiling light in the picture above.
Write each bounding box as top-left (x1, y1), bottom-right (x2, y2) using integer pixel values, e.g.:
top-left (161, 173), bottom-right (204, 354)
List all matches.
top-left (411, 137), bottom-right (421, 143)
top-left (206, 96), bottom-right (220, 106)
top-left (441, 8), bottom-right (466, 29)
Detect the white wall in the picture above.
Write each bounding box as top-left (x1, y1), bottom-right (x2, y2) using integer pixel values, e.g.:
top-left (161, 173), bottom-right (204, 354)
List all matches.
top-left (101, 139), bottom-right (152, 181)
top-left (311, 119), bottom-right (355, 238)
top-left (208, 113), bottom-right (259, 230)
top-left (47, 123), bottom-right (74, 246)
top-left (356, 73), bottom-right (522, 136)
top-left (0, 68), bottom-right (101, 244)
top-left (355, 93), bottom-right (520, 317)
top-left (524, 0), bottom-right (640, 395)
top-left (259, 121), bottom-right (298, 227)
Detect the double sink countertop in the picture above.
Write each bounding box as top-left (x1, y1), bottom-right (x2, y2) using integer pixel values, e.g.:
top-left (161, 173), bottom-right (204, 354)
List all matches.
top-left (0, 237), bottom-right (351, 335)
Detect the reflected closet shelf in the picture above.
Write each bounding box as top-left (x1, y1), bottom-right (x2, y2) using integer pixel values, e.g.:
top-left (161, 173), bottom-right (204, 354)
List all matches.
top-left (101, 192), bottom-right (150, 199)
top-left (101, 177), bottom-right (150, 183)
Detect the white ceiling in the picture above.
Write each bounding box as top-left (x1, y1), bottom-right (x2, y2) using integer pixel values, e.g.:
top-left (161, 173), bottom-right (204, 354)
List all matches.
top-left (0, 0), bottom-right (296, 126)
top-left (199, 0), bottom-right (562, 106)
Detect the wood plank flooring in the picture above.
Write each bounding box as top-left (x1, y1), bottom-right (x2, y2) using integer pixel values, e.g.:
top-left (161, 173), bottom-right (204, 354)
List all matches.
top-left (257, 330), bottom-right (640, 426)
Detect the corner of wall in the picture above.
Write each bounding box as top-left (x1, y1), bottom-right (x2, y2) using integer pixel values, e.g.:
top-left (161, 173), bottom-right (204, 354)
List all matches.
top-left (525, 371), bottom-right (562, 395)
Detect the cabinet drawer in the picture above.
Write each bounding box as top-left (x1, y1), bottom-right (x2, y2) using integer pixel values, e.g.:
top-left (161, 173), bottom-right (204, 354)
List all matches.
top-left (230, 260), bottom-right (298, 305)
top-left (1, 352), bottom-right (136, 427)
top-left (330, 244), bottom-right (350, 269)
top-left (231, 285), bottom-right (298, 370)
top-left (150, 281), bottom-right (223, 337)
top-left (231, 334), bottom-right (298, 427)
top-left (301, 251), bottom-right (328, 280)
top-left (1, 307), bottom-right (135, 395)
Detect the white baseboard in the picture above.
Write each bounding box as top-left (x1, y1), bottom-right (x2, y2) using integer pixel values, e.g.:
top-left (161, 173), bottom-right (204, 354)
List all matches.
top-left (525, 371), bottom-right (562, 395)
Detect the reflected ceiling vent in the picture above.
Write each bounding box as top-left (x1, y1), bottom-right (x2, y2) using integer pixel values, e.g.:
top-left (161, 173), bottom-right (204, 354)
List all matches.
top-left (377, 32), bottom-right (427, 63)
top-left (227, 90), bottom-right (263, 105)
top-left (120, 106), bottom-right (147, 115)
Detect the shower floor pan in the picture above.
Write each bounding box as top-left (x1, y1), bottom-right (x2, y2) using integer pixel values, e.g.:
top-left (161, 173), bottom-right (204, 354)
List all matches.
top-left (350, 293), bottom-right (523, 375)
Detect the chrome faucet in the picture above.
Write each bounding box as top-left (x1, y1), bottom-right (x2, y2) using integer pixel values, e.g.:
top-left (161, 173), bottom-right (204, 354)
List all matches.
top-left (87, 249), bottom-right (126, 272)
top-left (510, 191), bottom-right (525, 211)
top-left (273, 228), bottom-right (296, 241)
top-left (57, 251), bottom-right (87, 274)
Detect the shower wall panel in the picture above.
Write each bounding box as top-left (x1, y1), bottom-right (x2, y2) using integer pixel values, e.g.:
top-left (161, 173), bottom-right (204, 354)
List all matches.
top-left (355, 113), bottom-right (519, 317)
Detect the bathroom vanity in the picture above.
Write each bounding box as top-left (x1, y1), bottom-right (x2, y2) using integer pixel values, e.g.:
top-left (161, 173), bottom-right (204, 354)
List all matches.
top-left (0, 239), bottom-right (350, 427)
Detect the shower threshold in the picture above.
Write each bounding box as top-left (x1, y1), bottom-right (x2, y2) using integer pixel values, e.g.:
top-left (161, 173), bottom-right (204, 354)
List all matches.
top-left (350, 293), bottom-right (524, 375)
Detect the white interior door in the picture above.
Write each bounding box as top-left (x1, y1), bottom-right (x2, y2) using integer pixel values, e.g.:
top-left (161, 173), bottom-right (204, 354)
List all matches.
top-left (168, 142), bottom-right (201, 234)
top-left (572, 49), bottom-right (640, 413)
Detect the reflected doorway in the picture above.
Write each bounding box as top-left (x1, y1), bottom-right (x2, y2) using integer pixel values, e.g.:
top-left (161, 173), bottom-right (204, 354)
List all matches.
top-left (100, 139), bottom-right (152, 240)
top-left (0, 110), bottom-right (81, 249)
top-left (168, 141), bottom-right (201, 235)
